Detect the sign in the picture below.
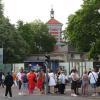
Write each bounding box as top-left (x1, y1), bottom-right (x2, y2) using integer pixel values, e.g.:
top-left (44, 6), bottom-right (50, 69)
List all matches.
top-left (0, 48), bottom-right (3, 63)
top-left (50, 56), bottom-right (63, 60)
top-left (93, 62), bottom-right (100, 68)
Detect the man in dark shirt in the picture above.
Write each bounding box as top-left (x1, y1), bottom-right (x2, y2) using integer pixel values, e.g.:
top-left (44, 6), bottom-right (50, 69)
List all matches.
top-left (4, 72), bottom-right (13, 98)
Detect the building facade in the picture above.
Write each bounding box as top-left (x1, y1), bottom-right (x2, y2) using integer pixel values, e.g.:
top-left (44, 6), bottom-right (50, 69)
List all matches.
top-left (47, 8), bottom-right (63, 50)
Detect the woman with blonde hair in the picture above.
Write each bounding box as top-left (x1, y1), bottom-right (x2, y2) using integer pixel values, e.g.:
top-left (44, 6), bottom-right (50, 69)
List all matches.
top-left (82, 70), bottom-right (89, 96)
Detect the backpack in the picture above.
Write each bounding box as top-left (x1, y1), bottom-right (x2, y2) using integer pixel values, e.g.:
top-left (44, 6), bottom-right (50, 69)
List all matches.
top-left (22, 75), bottom-right (28, 83)
top-left (83, 74), bottom-right (88, 81)
top-left (98, 72), bottom-right (100, 79)
top-left (96, 72), bottom-right (100, 87)
top-left (4, 75), bottom-right (14, 86)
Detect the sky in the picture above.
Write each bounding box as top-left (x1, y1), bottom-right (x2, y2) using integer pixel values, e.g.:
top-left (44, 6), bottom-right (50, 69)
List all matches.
top-left (3, 0), bottom-right (83, 28)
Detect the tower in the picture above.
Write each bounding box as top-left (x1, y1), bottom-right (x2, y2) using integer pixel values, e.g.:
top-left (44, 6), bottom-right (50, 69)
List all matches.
top-left (47, 8), bottom-right (63, 50)
top-left (50, 8), bottom-right (54, 18)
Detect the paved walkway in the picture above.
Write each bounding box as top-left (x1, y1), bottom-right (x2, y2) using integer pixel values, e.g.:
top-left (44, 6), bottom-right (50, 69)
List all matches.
top-left (0, 86), bottom-right (100, 100)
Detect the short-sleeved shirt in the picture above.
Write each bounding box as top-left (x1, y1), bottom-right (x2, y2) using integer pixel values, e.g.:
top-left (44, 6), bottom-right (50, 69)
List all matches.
top-left (89, 71), bottom-right (98, 84)
top-left (71, 72), bottom-right (79, 81)
top-left (17, 72), bottom-right (22, 81)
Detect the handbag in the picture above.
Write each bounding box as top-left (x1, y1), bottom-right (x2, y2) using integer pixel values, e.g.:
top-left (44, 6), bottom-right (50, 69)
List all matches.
top-left (77, 79), bottom-right (82, 88)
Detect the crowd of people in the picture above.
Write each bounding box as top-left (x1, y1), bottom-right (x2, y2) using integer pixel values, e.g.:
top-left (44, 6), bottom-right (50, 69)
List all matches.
top-left (0, 67), bottom-right (100, 98)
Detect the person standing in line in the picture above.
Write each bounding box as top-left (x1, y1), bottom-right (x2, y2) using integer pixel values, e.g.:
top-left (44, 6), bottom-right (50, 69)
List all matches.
top-left (27, 69), bottom-right (36, 95)
top-left (1, 72), bottom-right (5, 88)
top-left (54, 71), bottom-right (59, 94)
top-left (96, 70), bottom-right (100, 95)
top-left (4, 72), bottom-right (14, 98)
top-left (70, 69), bottom-right (79, 96)
top-left (82, 70), bottom-right (89, 96)
top-left (41, 70), bottom-right (46, 94)
top-left (0, 70), bottom-right (3, 87)
top-left (17, 68), bottom-right (24, 95)
top-left (21, 71), bottom-right (28, 95)
top-left (37, 70), bottom-right (45, 95)
top-left (89, 68), bottom-right (98, 96)
top-left (58, 71), bottom-right (66, 94)
top-left (12, 71), bottom-right (17, 87)
top-left (48, 70), bottom-right (56, 94)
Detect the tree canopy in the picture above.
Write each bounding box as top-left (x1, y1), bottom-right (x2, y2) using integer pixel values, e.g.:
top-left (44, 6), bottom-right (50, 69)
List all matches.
top-left (64, 0), bottom-right (100, 60)
top-left (17, 20), bottom-right (56, 54)
top-left (0, 0), bottom-right (56, 63)
top-left (0, 17), bottom-right (29, 63)
top-left (0, 0), bottom-right (3, 17)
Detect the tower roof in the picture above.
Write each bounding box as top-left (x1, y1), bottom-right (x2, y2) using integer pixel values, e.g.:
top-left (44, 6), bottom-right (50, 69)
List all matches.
top-left (47, 8), bottom-right (63, 25)
top-left (47, 18), bottom-right (62, 25)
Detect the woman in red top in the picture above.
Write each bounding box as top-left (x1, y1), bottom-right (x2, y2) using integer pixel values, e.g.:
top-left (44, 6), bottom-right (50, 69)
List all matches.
top-left (37, 70), bottom-right (45, 95)
top-left (27, 70), bottom-right (36, 95)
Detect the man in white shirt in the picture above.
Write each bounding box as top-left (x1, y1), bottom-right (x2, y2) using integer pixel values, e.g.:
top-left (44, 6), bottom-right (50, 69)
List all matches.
top-left (17, 69), bottom-right (23, 95)
top-left (89, 69), bottom-right (98, 96)
top-left (58, 71), bottom-right (66, 94)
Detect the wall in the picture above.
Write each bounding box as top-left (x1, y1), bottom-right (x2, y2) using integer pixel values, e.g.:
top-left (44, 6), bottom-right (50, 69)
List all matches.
top-left (12, 63), bottom-right (24, 72)
top-left (59, 61), bottom-right (93, 76)
top-left (0, 64), bottom-right (12, 74)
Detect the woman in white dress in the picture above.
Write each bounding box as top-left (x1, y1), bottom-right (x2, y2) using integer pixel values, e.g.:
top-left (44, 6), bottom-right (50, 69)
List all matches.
top-left (48, 70), bottom-right (56, 94)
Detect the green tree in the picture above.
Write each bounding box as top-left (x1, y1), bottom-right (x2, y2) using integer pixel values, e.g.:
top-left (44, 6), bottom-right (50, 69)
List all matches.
top-left (0, 0), bottom-right (29, 63)
top-left (0, 0), bottom-right (56, 63)
top-left (17, 20), bottom-right (33, 54)
top-left (64, 0), bottom-right (100, 59)
top-left (0, 18), bottom-right (29, 63)
top-left (30, 20), bottom-right (56, 53)
top-left (17, 20), bottom-right (56, 54)
top-left (0, 0), bottom-right (3, 17)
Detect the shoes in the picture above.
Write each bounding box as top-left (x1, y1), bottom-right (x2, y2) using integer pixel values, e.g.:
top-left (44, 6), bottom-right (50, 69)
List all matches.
top-left (92, 93), bottom-right (99, 96)
top-left (71, 93), bottom-right (77, 96)
top-left (92, 93), bottom-right (96, 96)
top-left (18, 92), bottom-right (22, 95)
top-left (8, 97), bottom-right (12, 99)
top-left (4, 96), bottom-right (8, 98)
top-left (77, 93), bottom-right (80, 95)
top-left (4, 96), bottom-right (12, 99)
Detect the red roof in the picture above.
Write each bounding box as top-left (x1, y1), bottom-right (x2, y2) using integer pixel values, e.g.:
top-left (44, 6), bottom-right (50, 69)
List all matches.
top-left (47, 18), bottom-right (62, 24)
